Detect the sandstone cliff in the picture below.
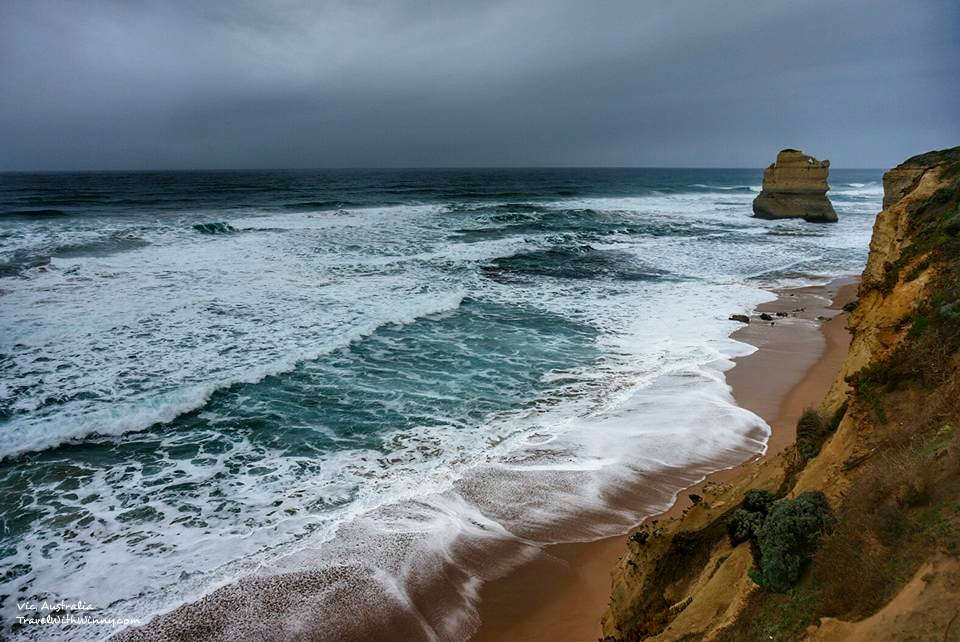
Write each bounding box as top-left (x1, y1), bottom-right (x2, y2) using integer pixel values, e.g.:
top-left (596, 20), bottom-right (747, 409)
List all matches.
top-left (753, 149), bottom-right (838, 223)
top-left (603, 146), bottom-right (960, 642)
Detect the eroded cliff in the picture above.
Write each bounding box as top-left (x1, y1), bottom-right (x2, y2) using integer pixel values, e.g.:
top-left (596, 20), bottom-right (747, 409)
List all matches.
top-left (602, 146), bottom-right (960, 642)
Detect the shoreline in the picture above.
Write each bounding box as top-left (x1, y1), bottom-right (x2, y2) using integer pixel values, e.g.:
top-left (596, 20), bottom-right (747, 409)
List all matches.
top-left (471, 275), bottom-right (859, 642)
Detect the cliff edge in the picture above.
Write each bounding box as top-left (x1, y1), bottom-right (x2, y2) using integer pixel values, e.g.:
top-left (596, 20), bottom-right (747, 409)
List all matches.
top-left (602, 146), bottom-right (960, 642)
top-left (752, 149), bottom-right (838, 223)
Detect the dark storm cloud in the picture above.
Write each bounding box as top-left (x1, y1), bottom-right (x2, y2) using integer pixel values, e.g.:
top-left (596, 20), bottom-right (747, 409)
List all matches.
top-left (1, 0), bottom-right (958, 169)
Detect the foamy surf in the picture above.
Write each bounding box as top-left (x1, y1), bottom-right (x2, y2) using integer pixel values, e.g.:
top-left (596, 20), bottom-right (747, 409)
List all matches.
top-left (111, 335), bottom-right (771, 642)
top-left (0, 168), bottom-right (881, 641)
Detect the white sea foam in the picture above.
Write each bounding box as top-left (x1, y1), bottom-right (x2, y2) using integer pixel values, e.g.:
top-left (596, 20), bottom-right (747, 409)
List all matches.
top-left (0, 178), bottom-right (882, 641)
top-left (0, 204), bottom-right (501, 458)
top-left (0, 288), bottom-right (468, 460)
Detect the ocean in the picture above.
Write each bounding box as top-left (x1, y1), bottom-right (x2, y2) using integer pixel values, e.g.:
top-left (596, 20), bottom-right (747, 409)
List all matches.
top-left (0, 168), bottom-right (882, 640)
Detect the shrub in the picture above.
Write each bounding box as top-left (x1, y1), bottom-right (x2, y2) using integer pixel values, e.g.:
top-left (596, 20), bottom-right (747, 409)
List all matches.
top-left (941, 300), bottom-right (960, 321)
top-left (728, 508), bottom-right (764, 546)
top-left (727, 489), bottom-right (775, 562)
top-left (729, 491), bottom-right (782, 571)
top-left (908, 313), bottom-right (930, 338)
top-left (749, 492), bottom-right (834, 592)
top-left (847, 366), bottom-right (890, 423)
top-left (880, 262), bottom-right (900, 294)
top-left (796, 408), bottom-right (828, 460)
top-left (743, 488), bottom-right (775, 514)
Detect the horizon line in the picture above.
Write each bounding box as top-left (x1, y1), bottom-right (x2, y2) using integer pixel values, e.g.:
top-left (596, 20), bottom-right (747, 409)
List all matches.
top-left (0, 165), bottom-right (886, 174)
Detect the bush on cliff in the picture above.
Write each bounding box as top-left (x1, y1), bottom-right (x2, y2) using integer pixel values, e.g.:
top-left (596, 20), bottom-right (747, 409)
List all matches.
top-left (728, 508), bottom-right (764, 546)
top-left (795, 408), bottom-right (829, 460)
top-left (727, 489), bottom-right (775, 565)
top-left (727, 489), bottom-right (774, 545)
top-left (742, 488), bottom-right (775, 514)
top-left (748, 492), bottom-right (834, 593)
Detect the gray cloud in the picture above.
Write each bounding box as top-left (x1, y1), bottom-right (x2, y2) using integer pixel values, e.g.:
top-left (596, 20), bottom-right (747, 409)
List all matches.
top-left (1, 0), bottom-right (958, 169)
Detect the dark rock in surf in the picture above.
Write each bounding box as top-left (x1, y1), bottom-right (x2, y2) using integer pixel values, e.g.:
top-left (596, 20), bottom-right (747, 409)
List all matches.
top-left (729, 314), bottom-right (750, 324)
top-left (193, 222), bottom-right (238, 234)
top-left (760, 313), bottom-right (774, 321)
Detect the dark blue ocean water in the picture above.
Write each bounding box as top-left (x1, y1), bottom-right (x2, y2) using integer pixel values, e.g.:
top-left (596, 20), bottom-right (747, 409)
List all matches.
top-left (0, 168), bottom-right (882, 640)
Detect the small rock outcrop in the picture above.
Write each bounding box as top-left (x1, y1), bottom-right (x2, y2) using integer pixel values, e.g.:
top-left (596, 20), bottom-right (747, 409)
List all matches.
top-left (752, 149), bottom-right (838, 223)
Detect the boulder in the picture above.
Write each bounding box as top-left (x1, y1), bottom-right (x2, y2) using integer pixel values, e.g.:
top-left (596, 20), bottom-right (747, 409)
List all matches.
top-left (729, 314), bottom-right (750, 324)
top-left (752, 149), bottom-right (838, 223)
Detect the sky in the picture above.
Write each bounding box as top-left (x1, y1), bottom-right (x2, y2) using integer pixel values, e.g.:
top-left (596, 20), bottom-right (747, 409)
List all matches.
top-left (1, 0), bottom-right (958, 170)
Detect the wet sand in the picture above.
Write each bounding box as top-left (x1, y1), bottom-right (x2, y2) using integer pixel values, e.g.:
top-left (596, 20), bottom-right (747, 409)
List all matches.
top-left (471, 276), bottom-right (858, 642)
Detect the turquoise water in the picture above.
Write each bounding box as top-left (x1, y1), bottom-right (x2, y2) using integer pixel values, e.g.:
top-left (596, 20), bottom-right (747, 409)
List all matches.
top-left (0, 169), bottom-right (882, 640)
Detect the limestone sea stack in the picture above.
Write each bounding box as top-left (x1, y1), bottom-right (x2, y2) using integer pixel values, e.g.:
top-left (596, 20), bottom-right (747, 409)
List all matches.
top-left (752, 149), bottom-right (838, 223)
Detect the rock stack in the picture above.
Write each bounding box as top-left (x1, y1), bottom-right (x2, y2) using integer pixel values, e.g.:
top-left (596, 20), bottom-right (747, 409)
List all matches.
top-left (752, 149), bottom-right (838, 223)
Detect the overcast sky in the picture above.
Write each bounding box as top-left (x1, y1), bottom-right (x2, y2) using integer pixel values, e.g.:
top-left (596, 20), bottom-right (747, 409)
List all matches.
top-left (1, 1), bottom-right (958, 170)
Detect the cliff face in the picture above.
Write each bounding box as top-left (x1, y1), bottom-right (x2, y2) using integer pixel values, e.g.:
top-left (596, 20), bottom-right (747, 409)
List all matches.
top-left (752, 149), bottom-right (838, 223)
top-left (603, 146), bottom-right (960, 642)
top-left (880, 147), bottom-right (960, 210)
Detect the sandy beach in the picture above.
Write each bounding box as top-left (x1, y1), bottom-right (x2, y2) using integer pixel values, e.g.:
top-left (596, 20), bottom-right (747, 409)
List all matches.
top-left (472, 276), bottom-right (859, 642)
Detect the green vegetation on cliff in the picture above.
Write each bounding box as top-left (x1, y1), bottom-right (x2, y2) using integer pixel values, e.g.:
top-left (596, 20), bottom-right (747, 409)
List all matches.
top-left (746, 492), bottom-right (834, 593)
